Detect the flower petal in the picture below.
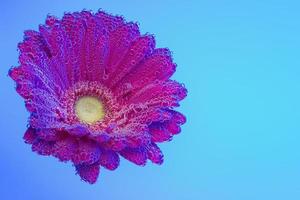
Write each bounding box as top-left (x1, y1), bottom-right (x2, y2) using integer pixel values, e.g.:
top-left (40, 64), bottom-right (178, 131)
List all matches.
top-left (52, 136), bottom-right (77, 162)
top-left (64, 11), bottom-right (109, 83)
top-left (75, 163), bottom-right (100, 184)
top-left (95, 10), bottom-right (124, 32)
top-left (147, 143), bottom-right (164, 165)
top-left (129, 80), bottom-right (187, 107)
top-left (65, 124), bottom-right (90, 137)
top-left (38, 24), bottom-right (70, 89)
top-left (170, 110), bottom-right (187, 125)
top-left (120, 147), bottom-right (147, 166)
top-left (60, 13), bottom-right (87, 84)
top-left (107, 35), bottom-right (155, 87)
top-left (106, 22), bottom-right (140, 75)
top-left (32, 139), bottom-right (54, 156)
top-left (72, 140), bottom-right (101, 165)
top-left (103, 138), bottom-right (126, 151)
top-left (23, 127), bottom-right (37, 144)
top-left (167, 110), bottom-right (186, 135)
top-left (36, 129), bottom-right (59, 141)
top-left (149, 122), bottom-right (173, 143)
top-left (99, 149), bottom-right (120, 170)
top-left (115, 48), bottom-right (176, 96)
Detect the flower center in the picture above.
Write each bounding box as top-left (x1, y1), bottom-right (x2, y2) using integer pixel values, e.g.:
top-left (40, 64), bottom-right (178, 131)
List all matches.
top-left (75, 96), bottom-right (105, 124)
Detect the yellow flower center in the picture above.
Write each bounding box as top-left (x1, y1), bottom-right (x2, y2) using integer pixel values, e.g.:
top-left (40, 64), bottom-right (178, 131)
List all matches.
top-left (75, 96), bottom-right (105, 124)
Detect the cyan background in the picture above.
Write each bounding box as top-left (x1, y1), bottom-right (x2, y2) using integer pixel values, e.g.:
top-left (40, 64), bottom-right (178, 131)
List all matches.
top-left (1, 0), bottom-right (300, 199)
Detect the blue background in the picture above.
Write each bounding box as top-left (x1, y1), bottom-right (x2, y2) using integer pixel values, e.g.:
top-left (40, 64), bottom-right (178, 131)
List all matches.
top-left (1, 0), bottom-right (300, 199)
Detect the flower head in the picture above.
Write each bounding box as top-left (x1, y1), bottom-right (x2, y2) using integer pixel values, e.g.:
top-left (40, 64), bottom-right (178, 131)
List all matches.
top-left (9, 10), bottom-right (187, 184)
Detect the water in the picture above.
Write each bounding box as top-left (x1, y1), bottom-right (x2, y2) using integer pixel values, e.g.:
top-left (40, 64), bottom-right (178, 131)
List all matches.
top-left (1, 0), bottom-right (300, 199)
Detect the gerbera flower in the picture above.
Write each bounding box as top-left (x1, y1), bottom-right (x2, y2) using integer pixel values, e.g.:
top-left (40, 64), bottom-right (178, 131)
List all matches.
top-left (9, 10), bottom-right (187, 184)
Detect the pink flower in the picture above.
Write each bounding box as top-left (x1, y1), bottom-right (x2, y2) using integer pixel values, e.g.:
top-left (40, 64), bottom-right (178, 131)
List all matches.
top-left (9, 10), bottom-right (187, 184)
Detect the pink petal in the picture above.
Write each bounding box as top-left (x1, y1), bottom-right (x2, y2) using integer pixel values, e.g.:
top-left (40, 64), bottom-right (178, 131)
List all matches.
top-left (8, 66), bottom-right (25, 82)
top-left (75, 163), bottom-right (100, 184)
top-left (95, 11), bottom-right (124, 32)
top-left (171, 110), bottom-right (187, 125)
top-left (103, 138), bottom-right (126, 151)
top-left (65, 124), bottom-right (89, 137)
top-left (148, 110), bottom-right (186, 142)
top-left (129, 80), bottom-right (187, 107)
top-left (39, 22), bottom-right (70, 89)
top-left (18, 30), bottom-right (51, 68)
top-left (147, 109), bottom-right (174, 122)
top-left (72, 12), bottom-right (98, 82)
top-left (72, 140), bottom-right (101, 165)
top-left (60, 13), bottom-right (87, 84)
top-left (99, 149), bottom-right (120, 170)
top-left (10, 63), bottom-right (61, 102)
top-left (125, 134), bottom-right (149, 148)
top-left (52, 136), bottom-right (77, 162)
top-left (29, 112), bottom-right (62, 130)
top-left (120, 147), bottom-right (147, 166)
top-left (23, 127), bottom-right (37, 144)
top-left (115, 48), bottom-right (176, 95)
top-left (106, 23), bottom-right (140, 75)
top-left (165, 110), bottom-right (186, 135)
top-left (165, 121), bottom-right (181, 135)
top-left (107, 35), bottom-right (155, 87)
top-left (147, 143), bottom-right (164, 165)
top-left (149, 124), bottom-right (172, 143)
top-left (15, 82), bottom-right (32, 100)
top-left (32, 139), bottom-right (53, 156)
top-left (36, 129), bottom-right (59, 141)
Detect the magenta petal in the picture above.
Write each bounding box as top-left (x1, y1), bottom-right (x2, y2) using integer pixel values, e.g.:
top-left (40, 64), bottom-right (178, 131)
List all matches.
top-left (129, 80), bottom-right (187, 107)
top-left (147, 143), bottom-right (164, 165)
top-left (60, 13), bottom-right (87, 84)
top-left (72, 140), bottom-right (101, 165)
top-left (149, 126), bottom-right (172, 143)
top-left (15, 82), bottom-right (32, 99)
top-left (8, 66), bottom-right (24, 81)
top-left (149, 120), bottom-right (174, 143)
top-left (18, 30), bottom-right (51, 68)
top-left (52, 137), bottom-right (77, 162)
top-left (78, 11), bottom-right (108, 82)
top-left (36, 129), bottom-right (59, 141)
top-left (107, 23), bottom-right (140, 73)
top-left (165, 110), bottom-right (186, 135)
top-left (171, 110), bottom-right (187, 125)
top-left (23, 127), bottom-right (37, 144)
top-left (120, 147), bottom-right (147, 166)
top-left (32, 139), bottom-right (53, 156)
top-left (75, 163), bottom-right (100, 184)
top-left (115, 48), bottom-right (176, 94)
top-left (95, 11), bottom-right (124, 32)
top-left (107, 35), bottom-right (155, 86)
top-left (84, 16), bottom-right (109, 82)
top-left (45, 15), bottom-right (59, 26)
top-left (99, 149), bottom-right (120, 170)
top-left (66, 124), bottom-right (89, 137)
top-left (125, 134), bottom-right (149, 148)
top-left (146, 109), bottom-right (173, 122)
top-left (165, 122), bottom-right (181, 135)
top-left (93, 133), bottom-right (110, 143)
top-left (103, 138), bottom-right (126, 151)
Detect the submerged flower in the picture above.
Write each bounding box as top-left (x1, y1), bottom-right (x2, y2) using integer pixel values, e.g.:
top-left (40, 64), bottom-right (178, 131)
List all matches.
top-left (9, 10), bottom-right (187, 184)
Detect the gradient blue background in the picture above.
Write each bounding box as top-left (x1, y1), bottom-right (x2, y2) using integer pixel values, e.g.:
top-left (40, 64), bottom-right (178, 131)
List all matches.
top-left (1, 0), bottom-right (300, 199)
